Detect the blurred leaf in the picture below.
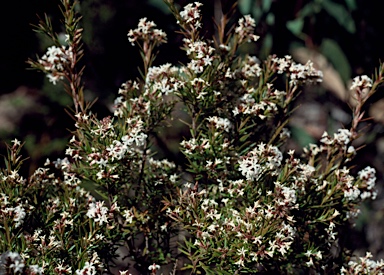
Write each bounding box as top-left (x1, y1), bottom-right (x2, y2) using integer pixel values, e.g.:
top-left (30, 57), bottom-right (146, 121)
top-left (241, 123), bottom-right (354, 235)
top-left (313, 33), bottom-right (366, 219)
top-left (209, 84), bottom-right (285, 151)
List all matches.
top-left (369, 99), bottom-right (384, 124)
top-left (82, 180), bottom-right (108, 201)
top-left (320, 38), bottom-right (351, 82)
top-left (260, 33), bottom-right (273, 59)
top-left (290, 126), bottom-right (316, 148)
top-left (299, 2), bottom-right (318, 17)
top-left (262, 0), bottom-right (272, 12)
top-left (344, 0), bottom-right (357, 10)
top-left (286, 18), bottom-right (304, 36)
top-left (148, 0), bottom-right (171, 14)
top-left (321, 0), bottom-right (355, 33)
top-left (42, 78), bottom-right (72, 107)
top-left (238, 0), bottom-right (253, 14)
top-left (266, 13), bottom-right (274, 26)
top-left (41, 138), bottom-right (67, 155)
top-left (252, 6), bottom-right (263, 24)
top-left (99, 5), bottom-right (115, 22)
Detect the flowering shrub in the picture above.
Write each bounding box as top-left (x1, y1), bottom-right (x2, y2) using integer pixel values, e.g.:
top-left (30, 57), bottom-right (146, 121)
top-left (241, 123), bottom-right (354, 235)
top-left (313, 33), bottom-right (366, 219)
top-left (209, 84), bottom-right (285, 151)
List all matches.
top-left (1, 0), bottom-right (384, 274)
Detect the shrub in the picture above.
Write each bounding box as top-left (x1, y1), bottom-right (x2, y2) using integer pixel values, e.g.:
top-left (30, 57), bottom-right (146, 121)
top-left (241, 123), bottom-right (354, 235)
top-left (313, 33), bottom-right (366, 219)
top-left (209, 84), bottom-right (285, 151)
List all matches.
top-left (1, 0), bottom-right (384, 274)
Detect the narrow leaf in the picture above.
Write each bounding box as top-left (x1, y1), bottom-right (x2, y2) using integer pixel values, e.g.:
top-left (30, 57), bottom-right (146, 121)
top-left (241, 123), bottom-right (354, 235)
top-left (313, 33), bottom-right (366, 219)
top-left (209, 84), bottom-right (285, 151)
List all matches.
top-left (321, 0), bottom-right (356, 33)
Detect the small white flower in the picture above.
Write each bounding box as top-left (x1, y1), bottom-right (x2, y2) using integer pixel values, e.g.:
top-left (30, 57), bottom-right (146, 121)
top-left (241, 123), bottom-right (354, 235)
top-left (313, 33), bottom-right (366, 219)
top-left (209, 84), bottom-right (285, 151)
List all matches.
top-left (11, 138), bottom-right (21, 146)
top-left (13, 205), bottom-right (26, 228)
top-left (237, 247), bottom-right (247, 257)
top-left (29, 265), bottom-right (43, 274)
top-left (86, 201), bottom-right (109, 226)
top-left (148, 263), bottom-right (160, 271)
top-left (304, 250), bottom-right (312, 257)
top-left (234, 257), bottom-right (245, 267)
top-left (119, 271), bottom-right (131, 275)
top-left (350, 75), bottom-right (372, 90)
top-left (306, 257), bottom-right (314, 267)
top-left (75, 262), bottom-right (96, 275)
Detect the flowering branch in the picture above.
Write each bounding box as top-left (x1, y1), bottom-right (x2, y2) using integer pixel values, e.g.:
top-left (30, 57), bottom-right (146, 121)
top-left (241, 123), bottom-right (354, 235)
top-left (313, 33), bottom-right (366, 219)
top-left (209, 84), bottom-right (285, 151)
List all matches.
top-left (28, 0), bottom-right (87, 114)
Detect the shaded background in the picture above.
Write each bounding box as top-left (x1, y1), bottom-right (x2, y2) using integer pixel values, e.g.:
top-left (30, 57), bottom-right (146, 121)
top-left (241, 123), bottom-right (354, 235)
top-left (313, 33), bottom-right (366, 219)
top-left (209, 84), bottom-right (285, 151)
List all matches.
top-left (1, 0), bottom-right (384, 261)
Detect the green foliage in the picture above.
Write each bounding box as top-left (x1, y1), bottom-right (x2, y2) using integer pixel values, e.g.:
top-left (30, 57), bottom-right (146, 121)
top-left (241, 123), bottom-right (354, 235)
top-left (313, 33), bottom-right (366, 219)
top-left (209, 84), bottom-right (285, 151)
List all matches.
top-left (320, 38), bottom-right (351, 82)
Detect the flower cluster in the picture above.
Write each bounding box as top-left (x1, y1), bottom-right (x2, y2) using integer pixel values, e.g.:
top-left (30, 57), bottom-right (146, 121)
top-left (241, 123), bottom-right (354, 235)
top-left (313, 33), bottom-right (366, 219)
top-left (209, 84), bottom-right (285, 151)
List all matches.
top-left (183, 39), bottom-right (215, 74)
top-left (178, 2), bottom-right (203, 29)
top-left (1, 195), bottom-right (26, 228)
top-left (235, 15), bottom-right (260, 44)
top-left (0, 251), bottom-right (42, 274)
top-left (145, 63), bottom-right (184, 95)
top-left (127, 17), bottom-right (167, 46)
top-left (238, 143), bottom-right (283, 181)
top-left (321, 128), bottom-right (352, 147)
top-left (350, 75), bottom-right (373, 91)
top-left (341, 252), bottom-right (384, 274)
top-left (206, 116), bottom-right (231, 132)
top-left (271, 55), bottom-right (323, 85)
top-left (38, 45), bottom-right (73, 84)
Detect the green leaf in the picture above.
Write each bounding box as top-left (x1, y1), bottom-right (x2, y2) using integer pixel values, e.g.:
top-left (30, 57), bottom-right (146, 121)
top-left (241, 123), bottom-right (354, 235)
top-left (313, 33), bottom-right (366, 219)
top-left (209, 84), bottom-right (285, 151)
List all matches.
top-left (266, 13), bottom-right (275, 26)
top-left (148, 0), bottom-right (171, 14)
top-left (251, 3), bottom-right (263, 24)
top-left (286, 18), bottom-right (304, 36)
top-left (290, 126), bottom-right (316, 148)
top-left (260, 33), bottom-right (273, 59)
top-left (321, 0), bottom-right (356, 33)
top-left (262, 0), bottom-right (272, 12)
top-left (238, 0), bottom-right (253, 14)
top-left (345, 0), bottom-right (357, 10)
top-left (299, 2), bottom-right (317, 17)
top-left (320, 38), bottom-right (351, 82)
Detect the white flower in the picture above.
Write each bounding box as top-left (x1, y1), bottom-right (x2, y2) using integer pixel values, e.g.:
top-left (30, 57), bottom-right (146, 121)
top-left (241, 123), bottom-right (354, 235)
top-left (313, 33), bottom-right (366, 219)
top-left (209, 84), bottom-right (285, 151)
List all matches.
top-left (238, 158), bottom-right (261, 181)
top-left (206, 116), bottom-right (231, 132)
top-left (38, 45), bottom-right (73, 85)
top-left (179, 2), bottom-right (203, 29)
top-left (148, 263), bottom-right (160, 270)
top-left (332, 209), bottom-right (340, 218)
top-left (281, 185), bottom-right (297, 205)
top-left (75, 262), bottom-right (96, 275)
top-left (234, 257), bottom-right (245, 267)
top-left (334, 129), bottom-right (352, 145)
top-left (306, 257), bottom-right (314, 267)
top-left (127, 18), bottom-right (167, 45)
top-left (4, 252), bottom-right (25, 273)
top-left (29, 265), bottom-right (43, 274)
top-left (119, 271), bottom-right (131, 275)
top-left (11, 138), bottom-right (21, 146)
top-left (13, 205), bottom-right (26, 228)
top-left (237, 247), bottom-right (247, 257)
top-left (86, 201), bottom-right (109, 225)
top-left (235, 15), bottom-right (259, 43)
top-left (350, 75), bottom-right (372, 90)
top-left (289, 60), bottom-right (323, 85)
top-left (358, 166), bottom-right (376, 190)
top-left (344, 187), bottom-right (361, 201)
top-left (238, 144), bottom-right (282, 181)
